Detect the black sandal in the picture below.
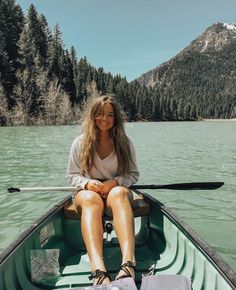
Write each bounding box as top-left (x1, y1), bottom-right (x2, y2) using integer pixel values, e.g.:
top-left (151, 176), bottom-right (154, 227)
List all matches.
top-left (88, 269), bottom-right (111, 285)
top-left (116, 261), bottom-right (136, 280)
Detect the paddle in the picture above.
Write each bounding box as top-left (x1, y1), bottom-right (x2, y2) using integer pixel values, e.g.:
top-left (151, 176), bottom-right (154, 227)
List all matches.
top-left (8, 182), bottom-right (224, 193)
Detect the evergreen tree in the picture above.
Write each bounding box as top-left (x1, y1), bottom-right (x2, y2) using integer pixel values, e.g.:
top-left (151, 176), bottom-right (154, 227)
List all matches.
top-left (75, 56), bottom-right (90, 102)
top-left (26, 4), bottom-right (48, 66)
top-left (0, 0), bottom-right (24, 95)
top-left (60, 50), bottom-right (76, 103)
top-left (0, 30), bottom-right (15, 96)
top-left (48, 24), bottom-right (64, 78)
top-left (39, 13), bottom-right (52, 45)
top-left (70, 46), bottom-right (79, 96)
top-left (16, 8), bottom-right (43, 115)
top-left (48, 24), bottom-right (76, 100)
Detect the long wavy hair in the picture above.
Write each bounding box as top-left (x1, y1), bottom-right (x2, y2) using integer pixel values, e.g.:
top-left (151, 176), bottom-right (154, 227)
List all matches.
top-left (79, 95), bottom-right (133, 176)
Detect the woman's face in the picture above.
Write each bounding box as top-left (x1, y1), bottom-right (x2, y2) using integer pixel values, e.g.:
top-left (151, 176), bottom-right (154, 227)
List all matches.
top-left (95, 103), bottom-right (115, 132)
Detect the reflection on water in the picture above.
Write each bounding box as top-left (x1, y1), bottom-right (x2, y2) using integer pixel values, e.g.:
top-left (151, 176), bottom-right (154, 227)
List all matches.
top-left (0, 122), bottom-right (236, 271)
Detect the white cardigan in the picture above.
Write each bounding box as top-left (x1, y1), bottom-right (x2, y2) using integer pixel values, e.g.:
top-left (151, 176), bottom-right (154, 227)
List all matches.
top-left (67, 135), bottom-right (139, 190)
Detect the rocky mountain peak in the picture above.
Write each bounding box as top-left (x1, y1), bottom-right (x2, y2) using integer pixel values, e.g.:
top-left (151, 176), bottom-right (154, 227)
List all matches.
top-left (138, 22), bottom-right (236, 88)
top-left (187, 22), bottom-right (236, 53)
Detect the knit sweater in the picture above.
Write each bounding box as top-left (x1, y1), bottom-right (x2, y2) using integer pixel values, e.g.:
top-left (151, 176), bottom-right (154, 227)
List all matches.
top-left (67, 135), bottom-right (139, 190)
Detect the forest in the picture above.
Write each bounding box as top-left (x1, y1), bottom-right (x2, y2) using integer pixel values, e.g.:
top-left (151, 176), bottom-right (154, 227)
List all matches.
top-left (0, 0), bottom-right (235, 125)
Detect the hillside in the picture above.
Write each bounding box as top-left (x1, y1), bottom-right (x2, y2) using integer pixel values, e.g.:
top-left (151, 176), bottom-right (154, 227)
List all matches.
top-left (138, 22), bottom-right (236, 120)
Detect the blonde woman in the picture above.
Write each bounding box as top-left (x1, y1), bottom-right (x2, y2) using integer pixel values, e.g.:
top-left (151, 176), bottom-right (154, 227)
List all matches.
top-left (67, 95), bottom-right (139, 285)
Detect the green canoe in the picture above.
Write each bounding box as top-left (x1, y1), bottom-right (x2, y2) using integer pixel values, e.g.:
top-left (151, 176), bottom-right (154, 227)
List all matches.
top-left (0, 189), bottom-right (236, 290)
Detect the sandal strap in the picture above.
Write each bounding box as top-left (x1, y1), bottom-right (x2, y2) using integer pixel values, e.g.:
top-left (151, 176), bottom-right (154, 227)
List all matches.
top-left (121, 261), bottom-right (136, 270)
top-left (88, 269), bottom-right (110, 285)
top-left (116, 261), bottom-right (136, 280)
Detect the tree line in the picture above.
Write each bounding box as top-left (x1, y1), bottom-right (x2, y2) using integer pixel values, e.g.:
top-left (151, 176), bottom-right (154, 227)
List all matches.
top-left (0, 0), bottom-right (235, 126)
top-left (152, 48), bottom-right (236, 120)
top-left (0, 1), bottom-right (159, 125)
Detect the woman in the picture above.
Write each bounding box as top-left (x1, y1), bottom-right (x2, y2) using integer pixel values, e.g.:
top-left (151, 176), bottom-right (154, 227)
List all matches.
top-left (67, 95), bottom-right (139, 286)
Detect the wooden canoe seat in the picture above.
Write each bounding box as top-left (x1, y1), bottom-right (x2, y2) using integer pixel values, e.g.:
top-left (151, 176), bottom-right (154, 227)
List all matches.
top-left (64, 197), bottom-right (150, 220)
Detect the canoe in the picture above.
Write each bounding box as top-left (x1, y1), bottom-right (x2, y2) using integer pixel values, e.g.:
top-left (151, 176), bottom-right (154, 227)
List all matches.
top-left (0, 189), bottom-right (236, 290)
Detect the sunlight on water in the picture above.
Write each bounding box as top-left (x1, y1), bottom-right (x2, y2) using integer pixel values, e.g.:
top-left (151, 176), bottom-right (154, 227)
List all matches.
top-left (0, 122), bottom-right (236, 271)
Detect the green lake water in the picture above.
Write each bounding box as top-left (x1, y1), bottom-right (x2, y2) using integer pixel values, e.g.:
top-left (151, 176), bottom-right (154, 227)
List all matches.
top-left (0, 122), bottom-right (235, 271)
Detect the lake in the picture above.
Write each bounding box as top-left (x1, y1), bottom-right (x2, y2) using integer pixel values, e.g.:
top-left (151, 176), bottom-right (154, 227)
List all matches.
top-left (0, 121), bottom-right (235, 271)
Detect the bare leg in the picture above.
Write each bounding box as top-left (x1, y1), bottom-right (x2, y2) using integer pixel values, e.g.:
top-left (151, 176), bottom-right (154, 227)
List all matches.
top-left (74, 190), bottom-right (110, 285)
top-left (105, 186), bottom-right (135, 278)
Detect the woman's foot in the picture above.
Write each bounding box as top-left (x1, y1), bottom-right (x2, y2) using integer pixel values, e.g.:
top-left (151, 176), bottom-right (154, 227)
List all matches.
top-left (116, 261), bottom-right (136, 280)
top-left (89, 269), bottom-right (111, 285)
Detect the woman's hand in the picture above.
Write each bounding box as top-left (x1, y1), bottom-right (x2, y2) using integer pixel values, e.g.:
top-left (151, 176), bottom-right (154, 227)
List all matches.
top-left (85, 179), bottom-right (118, 198)
top-left (99, 179), bottom-right (118, 198)
top-left (85, 179), bottom-right (103, 193)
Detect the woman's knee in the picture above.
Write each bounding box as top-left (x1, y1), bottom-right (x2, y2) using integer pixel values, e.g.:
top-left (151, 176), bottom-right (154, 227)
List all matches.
top-left (75, 190), bottom-right (104, 209)
top-left (108, 186), bottom-right (132, 202)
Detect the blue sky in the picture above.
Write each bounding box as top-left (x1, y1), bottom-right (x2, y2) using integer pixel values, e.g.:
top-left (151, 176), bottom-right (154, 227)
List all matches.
top-left (16, 0), bottom-right (236, 81)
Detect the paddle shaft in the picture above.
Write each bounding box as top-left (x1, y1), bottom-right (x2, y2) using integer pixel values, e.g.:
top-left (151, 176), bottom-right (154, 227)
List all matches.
top-left (8, 182), bottom-right (224, 193)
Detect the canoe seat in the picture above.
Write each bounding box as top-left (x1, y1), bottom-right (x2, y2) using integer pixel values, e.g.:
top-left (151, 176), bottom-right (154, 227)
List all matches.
top-left (63, 196), bottom-right (150, 220)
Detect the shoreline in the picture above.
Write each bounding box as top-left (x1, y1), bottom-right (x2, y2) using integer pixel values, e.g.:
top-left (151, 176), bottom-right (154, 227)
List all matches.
top-left (200, 118), bottom-right (236, 122)
top-left (1, 118), bottom-right (236, 127)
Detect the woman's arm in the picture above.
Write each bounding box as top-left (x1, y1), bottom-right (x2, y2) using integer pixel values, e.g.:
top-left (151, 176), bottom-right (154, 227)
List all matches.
top-left (67, 137), bottom-right (90, 190)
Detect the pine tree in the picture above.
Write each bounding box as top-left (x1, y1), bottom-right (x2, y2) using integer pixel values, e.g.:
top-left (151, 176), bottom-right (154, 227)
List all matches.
top-left (0, 0), bottom-right (24, 95)
top-left (27, 4), bottom-right (48, 66)
top-left (76, 56), bottom-right (90, 102)
top-left (47, 24), bottom-right (76, 100)
top-left (39, 13), bottom-right (52, 45)
top-left (0, 30), bottom-right (15, 96)
top-left (60, 50), bottom-right (76, 103)
top-left (70, 46), bottom-right (79, 96)
top-left (17, 22), bottom-right (39, 115)
top-left (48, 24), bottom-right (64, 78)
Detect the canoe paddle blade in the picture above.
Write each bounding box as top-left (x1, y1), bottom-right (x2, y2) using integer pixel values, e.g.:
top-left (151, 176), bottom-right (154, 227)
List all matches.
top-left (131, 182), bottom-right (224, 190)
top-left (8, 187), bottom-right (21, 193)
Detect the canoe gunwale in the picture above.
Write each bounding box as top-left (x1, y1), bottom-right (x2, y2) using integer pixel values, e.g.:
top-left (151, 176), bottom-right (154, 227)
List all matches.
top-left (0, 195), bottom-right (70, 265)
top-left (133, 189), bottom-right (236, 289)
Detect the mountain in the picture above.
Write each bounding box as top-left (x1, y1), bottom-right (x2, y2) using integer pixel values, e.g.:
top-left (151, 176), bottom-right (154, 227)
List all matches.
top-left (137, 22), bottom-right (236, 120)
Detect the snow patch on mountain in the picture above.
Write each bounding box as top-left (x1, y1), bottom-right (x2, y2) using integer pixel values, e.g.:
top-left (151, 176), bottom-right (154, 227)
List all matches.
top-left (223, 23), bottom-right (236, 31)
